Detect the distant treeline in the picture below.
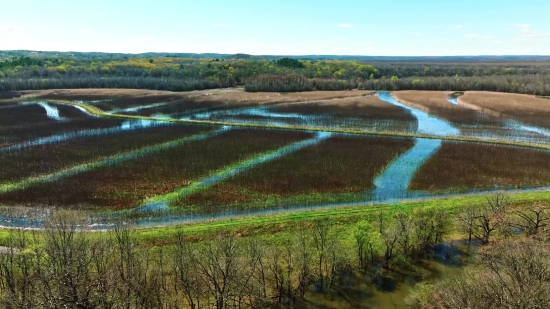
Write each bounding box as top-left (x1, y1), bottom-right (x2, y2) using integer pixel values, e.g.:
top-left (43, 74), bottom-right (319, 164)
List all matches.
top-left (1, 54), bottom-right (550, 95)
top-left (245, 74), bottom-right (550, 96)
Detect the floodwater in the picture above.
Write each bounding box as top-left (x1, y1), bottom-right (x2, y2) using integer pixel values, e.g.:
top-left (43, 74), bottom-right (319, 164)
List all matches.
top-left (373, 138), bottom-right (442, 200)
top-left (136, 131), bottom-right (333, 212)
top-left (3, 94), bottom-right (550, 229)
top-left (445, 95), bottom-right (550, 144)
top-left (304, 242), bottom-right (472, 309)
top-left (0, 117), bottom-right (173, 153)
top-left (107, 101), bottom-right (175, 114)
top-left (447, 96), bottom-right (459, 105)
top-left (0, 128), bottom-right (228, 195)
top-left (37, 102), bottom-right (66, 121)
top-left (372, 92), bottom-right (458, 200)
top-left (377, 92), bottom-right (459, 136)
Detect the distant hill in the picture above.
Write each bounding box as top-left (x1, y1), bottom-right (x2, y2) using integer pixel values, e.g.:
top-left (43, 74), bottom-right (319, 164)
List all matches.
top-left (1, 50), bottom-right (549, 62)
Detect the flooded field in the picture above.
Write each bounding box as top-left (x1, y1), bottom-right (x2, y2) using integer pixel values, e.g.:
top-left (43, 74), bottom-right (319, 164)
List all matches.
top-left (1, 89), bottom-right (550, 228)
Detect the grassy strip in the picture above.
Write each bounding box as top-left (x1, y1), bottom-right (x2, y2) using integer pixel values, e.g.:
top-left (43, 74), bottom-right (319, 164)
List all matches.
top-left (0, 190), bottom-right (548, 246)
top-left (131, 190), bottom-right (550, 245)
top-left (43, 99), bottom-right (550, 152)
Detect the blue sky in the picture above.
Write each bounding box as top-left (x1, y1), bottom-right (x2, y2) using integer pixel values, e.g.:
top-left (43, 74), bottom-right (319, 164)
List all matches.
top-left (0, 0), bottom-right (548, 55)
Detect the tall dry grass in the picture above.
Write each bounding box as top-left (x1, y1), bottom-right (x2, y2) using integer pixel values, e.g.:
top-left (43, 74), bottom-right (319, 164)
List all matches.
top-left (460, 91), bottom-right (550, 128)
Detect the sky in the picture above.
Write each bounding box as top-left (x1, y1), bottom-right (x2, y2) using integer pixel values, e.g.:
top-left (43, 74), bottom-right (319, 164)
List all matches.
top-left (0, 0), bottom-right (549, 56)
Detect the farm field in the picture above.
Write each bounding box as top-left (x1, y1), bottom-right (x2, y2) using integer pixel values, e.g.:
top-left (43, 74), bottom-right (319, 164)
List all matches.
top-left (1, 89), bottom-right (550, 227)
top-left (178, 135), bottom-right (415, 214)
top-left (460, 91), bottom-right (550, 129)
top-left (0, 128), bottom-right (312, 210)
top-left (410, 141), bottom-right (550, 192)
top-left (392, 91), bottom-right (550, 144)
top-left (0, 124), bottom-right (213, 185)
top-left (0, 101), bottom-right (128, 141)
top-left (114, 90), bottom-right (378, 125)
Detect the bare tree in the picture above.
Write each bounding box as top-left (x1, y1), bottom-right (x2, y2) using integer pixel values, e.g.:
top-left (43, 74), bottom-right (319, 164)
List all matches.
top-left (194, 234), bottom-right (241, 309)
top-left (508, 202), bottom-right (550, 236)
top-left (429, 240), bottom-right (550, 309)
top-left (37, 211), bottom-right (107, 309)
top-left (174, 231), bottom-right (203, 309)
top-left (470, 192), bottom-right (510, 244)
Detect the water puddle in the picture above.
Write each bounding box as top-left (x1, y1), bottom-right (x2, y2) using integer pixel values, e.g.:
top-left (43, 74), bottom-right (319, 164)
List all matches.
top-left (0, 127), bottom-right (228, 195)
top-left (37, 102), bottom-right (66, 121)
top-left (447, 96), bottom-right (459, 105)
top-left (506, 120), bottom-right (550, 138)
top-left (136, 131), bottom-right (333, 212)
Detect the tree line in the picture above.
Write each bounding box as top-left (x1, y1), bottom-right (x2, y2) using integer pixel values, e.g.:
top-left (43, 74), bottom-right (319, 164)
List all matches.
top-left (0, 193), bottom-right (548, 308)
top-left (2, 55), bottom-right (550, 95)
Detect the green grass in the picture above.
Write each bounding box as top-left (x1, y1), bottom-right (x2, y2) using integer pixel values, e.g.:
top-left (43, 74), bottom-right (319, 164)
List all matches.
top-left (0, 190), bottom-right (548, 247)
top-left (131, 190), bottom-right (550, 245)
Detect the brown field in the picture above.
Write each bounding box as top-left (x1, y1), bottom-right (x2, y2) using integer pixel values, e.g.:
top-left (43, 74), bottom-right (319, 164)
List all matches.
top-left (0, 117), bottom-right (126, 147)
top-left (189, 90), bottom-right (375, 106)
top-left (273, 95), bottom-right (416, 121)
top-left (178, 135), bottom-right (415, 211)
top-left (460, 91), bottom-right (550, 128)
top-left (392, 91), bottom-right (502, 126)
top-left (0, 129), bottom-right (312, 209)
top-left (0, 124), bottom-right (212, 184)
top-left (410, 142), bottom-right (550, 191)
top-left (19, 88), bottom-right (374, 112)
top-left (115, 89), bottom-right (375, 117)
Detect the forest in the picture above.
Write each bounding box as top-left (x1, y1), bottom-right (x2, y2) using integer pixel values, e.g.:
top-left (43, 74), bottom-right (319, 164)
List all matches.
top-left (0, 193), bottom-right (548, 308)
top-left (1, 51), bottom-right (550, 95)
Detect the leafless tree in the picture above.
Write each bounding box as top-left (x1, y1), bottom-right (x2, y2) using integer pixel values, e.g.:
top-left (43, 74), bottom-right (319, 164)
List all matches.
top-left (508, 202), bottom-right (550, 236)
top-left (428, 240), bottom-right (550, 309)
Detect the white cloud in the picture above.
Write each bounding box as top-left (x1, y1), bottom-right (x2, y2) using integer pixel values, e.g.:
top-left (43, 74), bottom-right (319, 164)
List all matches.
top-left (338, 23), bottom-right (353, 28)
top-left (455, 25), bottom-right (463, 29)
top-left (516, 23), bottom-right (550, 39)
top-left (0, 24), bottom-right (26, 33)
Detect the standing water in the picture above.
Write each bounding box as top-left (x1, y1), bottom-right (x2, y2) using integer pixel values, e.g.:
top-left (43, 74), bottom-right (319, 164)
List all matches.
top-left (373, 92), bottom-right (459, 200)
top-left (37, 102), bottom-right (66, 121)
top-left (137, 131), bottom-right (333, 212)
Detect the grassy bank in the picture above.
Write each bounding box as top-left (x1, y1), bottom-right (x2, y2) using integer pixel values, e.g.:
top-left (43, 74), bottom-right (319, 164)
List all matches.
top-left (131, 190), bottom-right (550, 246)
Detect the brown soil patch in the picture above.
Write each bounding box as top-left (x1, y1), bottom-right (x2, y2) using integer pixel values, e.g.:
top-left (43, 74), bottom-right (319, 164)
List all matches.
top-left (410, 142), bottom-right (550, 191)
top-left (460, 91), bottom-right (550, 128)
